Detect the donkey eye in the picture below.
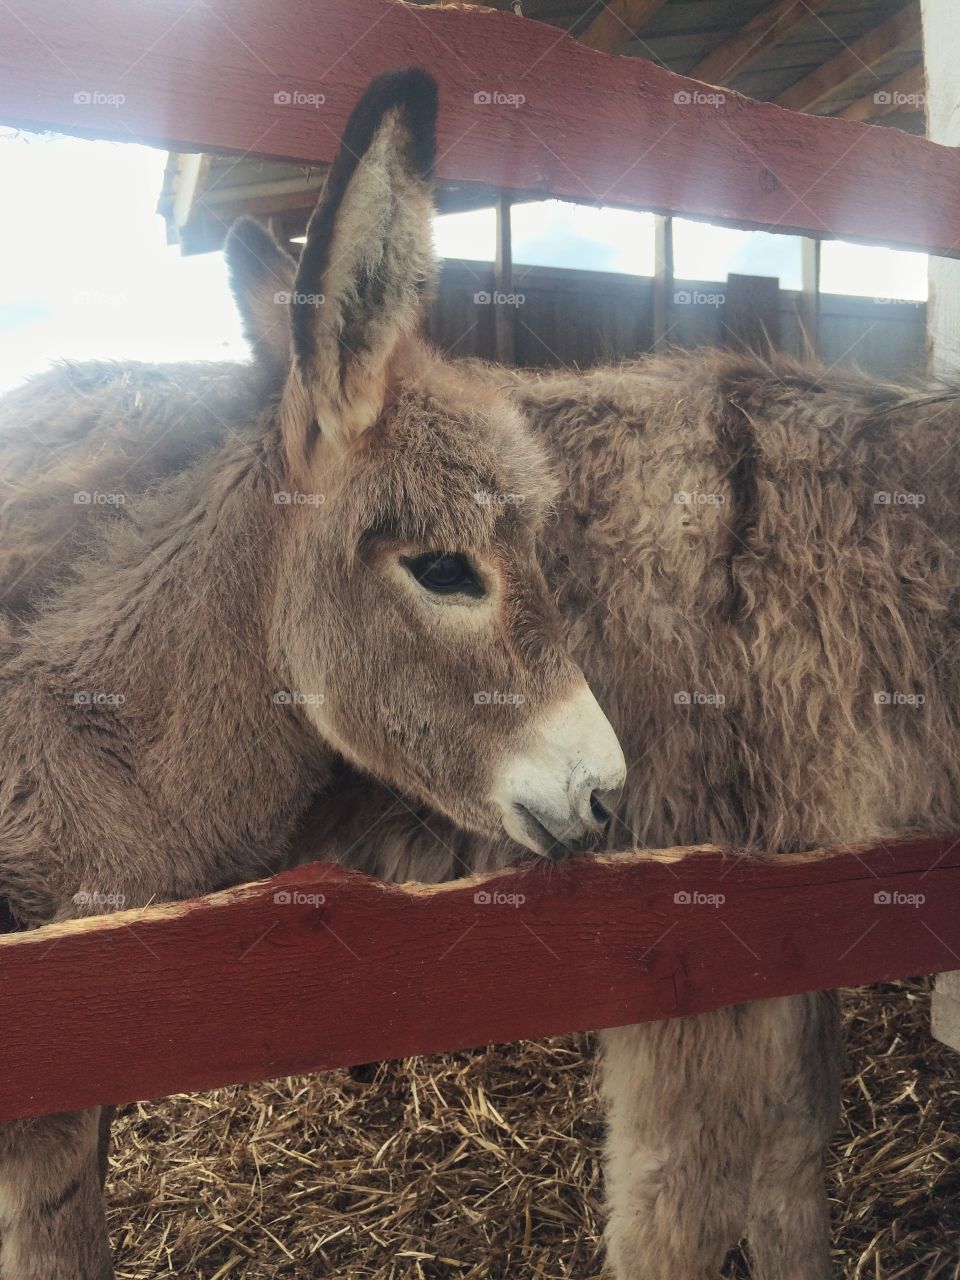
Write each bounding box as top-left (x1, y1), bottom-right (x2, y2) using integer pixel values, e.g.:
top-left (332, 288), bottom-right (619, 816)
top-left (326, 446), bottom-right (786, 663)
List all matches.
top-left (403, 553), bottom-right (484, 598)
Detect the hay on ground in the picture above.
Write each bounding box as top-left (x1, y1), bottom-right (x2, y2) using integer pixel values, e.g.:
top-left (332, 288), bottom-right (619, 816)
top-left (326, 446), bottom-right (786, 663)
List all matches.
top-left (106, 979), bottom-right (960, 1279)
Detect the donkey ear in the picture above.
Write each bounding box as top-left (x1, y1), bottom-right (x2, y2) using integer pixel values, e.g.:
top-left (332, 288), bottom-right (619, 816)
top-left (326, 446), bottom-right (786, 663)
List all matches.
top-left (224, 218), bottom-right (297, 374)
top-left (285, 68), bottom-right (438, 454)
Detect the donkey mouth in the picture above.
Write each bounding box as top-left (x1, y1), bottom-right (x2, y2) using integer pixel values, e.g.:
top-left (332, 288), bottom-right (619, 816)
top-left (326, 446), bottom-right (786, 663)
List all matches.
top-left (510, 804), bottom-right (607, 861)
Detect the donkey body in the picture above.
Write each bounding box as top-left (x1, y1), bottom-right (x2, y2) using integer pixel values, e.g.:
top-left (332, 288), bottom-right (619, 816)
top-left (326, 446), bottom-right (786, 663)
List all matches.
top-left (1, 67), bottom-right (958, 1280)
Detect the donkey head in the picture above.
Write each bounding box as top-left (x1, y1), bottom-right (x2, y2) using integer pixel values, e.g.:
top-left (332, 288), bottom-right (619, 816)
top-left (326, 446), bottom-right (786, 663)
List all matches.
top-left (225, 68), bottom-right (625, 857)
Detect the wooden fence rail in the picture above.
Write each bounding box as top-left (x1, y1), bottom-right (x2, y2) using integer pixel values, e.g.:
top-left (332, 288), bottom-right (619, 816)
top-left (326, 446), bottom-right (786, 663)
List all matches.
top-left (0, 0), bottom-right (959, 255)
top-left (0, 836), bottom-right (958, 1122)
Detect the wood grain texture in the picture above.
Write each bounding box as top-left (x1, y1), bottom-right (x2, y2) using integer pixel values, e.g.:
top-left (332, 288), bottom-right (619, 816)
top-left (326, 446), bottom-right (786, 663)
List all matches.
top-left (577, 0), bottom-right (670, 54)
top-left (0, 835), bottom-right (958, 1122)
top-left (0, 0), bottom-right (958, 253)
top-left (776, 2), bottom-right (920, 113)
top-left (836, 61), bottom-right (925, 123)
top-left (686, 0), bottom-right (832, 87)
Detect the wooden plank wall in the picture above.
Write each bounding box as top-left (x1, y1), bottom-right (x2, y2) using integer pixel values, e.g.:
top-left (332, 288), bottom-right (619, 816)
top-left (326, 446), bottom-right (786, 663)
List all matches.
top-left (429, 262), bottom-right (926, 377)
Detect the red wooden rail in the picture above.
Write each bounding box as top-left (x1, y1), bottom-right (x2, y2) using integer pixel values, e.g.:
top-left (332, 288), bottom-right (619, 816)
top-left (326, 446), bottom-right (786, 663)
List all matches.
top-left (1, 836), bottom-right (958, 1122)
top-left (0, 0), bottom-right (958, 254)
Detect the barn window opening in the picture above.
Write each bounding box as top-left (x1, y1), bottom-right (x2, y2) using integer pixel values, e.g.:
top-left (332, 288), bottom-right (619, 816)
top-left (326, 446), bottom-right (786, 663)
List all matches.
top-left (672, 218), bottom-right (804, 291)
top-left (819, 240), bottom-right (928, 301)
top-left (433, 202), bottom-right (928, 304)
top-left (510, 201), bottom-right (656, 276)
top-left (432, 206), bottom-right (497, 262)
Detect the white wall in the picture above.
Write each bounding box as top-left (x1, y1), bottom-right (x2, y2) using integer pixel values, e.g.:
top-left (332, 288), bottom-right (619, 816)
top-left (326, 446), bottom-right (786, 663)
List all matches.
top-left (922, 0), bottom-right (960, 376)
top-left (922, 0), bottom-right (960, 1050)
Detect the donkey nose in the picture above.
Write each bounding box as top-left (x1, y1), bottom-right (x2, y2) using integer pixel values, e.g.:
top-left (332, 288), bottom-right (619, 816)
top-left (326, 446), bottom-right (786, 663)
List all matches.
top-left (492, 684), bottom-right (627, 860)
top-left (570, 760), bottom-right (623, 834)
top-left (517, 770), bottom-right (622, 860)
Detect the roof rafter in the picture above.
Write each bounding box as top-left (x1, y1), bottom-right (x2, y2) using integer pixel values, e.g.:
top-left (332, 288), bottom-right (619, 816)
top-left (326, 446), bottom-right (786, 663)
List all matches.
top-left (687, 0), bottom-right (832, 88)
top-left (578, 0), bottom-right (670, 54)
top-left (776, 1), bottom-right (920, 114)
top-left (836, 60), bottom-right (924, 123)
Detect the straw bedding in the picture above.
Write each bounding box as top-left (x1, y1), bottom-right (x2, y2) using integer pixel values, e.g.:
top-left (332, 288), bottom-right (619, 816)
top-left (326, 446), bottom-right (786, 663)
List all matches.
top-left (106, 979), bottom-right (959, 1279)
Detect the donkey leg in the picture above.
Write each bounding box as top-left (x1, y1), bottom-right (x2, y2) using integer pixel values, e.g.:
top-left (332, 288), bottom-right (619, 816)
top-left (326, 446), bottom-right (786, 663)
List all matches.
top-left (745, 992), bottom-right (842, 1280)
top-left (0, 1108), bottom-right (114, 1280)
top-left (747, 1176), bottom-right (834, 1280)
top-left (600, 1017), bottom-right (748, 1280)
top-left (601, 996), bottom-right (840, 1280)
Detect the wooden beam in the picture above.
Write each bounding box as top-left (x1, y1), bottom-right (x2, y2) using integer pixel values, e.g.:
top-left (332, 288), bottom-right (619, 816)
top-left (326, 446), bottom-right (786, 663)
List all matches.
top-left (687, 0), bottom-right (832, 88)
top-left (776, 2), bottom-right (920, 114)
top-left (836, 61), bottom-right (925, 123)
top-left (0, 835), bottom-right (959, 1122)
top-left (578, 0), bottom-right (669, 54)
top-left (799, 236), bottom-right (821, 356)
top-left (0, 0), bottom-right (959, 255)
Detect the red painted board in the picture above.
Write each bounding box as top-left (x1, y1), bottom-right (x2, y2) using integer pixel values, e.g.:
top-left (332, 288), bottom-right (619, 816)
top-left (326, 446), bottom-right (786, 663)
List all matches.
top-left (0, 835), bottom-right (958, 1122)
top-left (0, 0), bottom-right (957, 254)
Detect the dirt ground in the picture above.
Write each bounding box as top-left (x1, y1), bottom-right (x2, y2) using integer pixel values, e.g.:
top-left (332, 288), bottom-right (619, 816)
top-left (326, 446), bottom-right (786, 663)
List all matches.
top-left (106, 979), bottom-right (960, 1279)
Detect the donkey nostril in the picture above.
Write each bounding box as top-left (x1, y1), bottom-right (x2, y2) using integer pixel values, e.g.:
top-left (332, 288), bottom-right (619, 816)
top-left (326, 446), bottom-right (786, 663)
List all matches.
top-left (589, 789), bottom-right (611, 825)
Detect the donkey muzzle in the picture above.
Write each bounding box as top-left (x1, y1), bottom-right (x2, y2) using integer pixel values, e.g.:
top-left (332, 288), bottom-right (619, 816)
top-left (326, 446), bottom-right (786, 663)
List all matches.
top-left (492, 683), bottom-right (626, 859)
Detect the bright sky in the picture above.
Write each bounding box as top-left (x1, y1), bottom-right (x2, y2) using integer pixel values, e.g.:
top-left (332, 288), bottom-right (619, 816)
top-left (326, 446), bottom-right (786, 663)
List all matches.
top-left (0, 129), bottom-right (930, 395)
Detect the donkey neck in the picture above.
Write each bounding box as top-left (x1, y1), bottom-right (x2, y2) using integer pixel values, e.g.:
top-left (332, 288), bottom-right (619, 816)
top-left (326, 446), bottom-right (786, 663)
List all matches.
top-left (23, 431), bottom-right (331, 874)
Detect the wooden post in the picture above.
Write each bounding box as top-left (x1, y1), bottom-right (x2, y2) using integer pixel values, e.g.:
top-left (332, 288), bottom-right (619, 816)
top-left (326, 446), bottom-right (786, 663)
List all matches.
top-left (653, 214), bottom-right (674, 349)
top-left (799, 237), bottom-right (821, 358)
top-left (494, 192), bottom-right (516, 366)
top-left (922, 0), bottom-right (960, 1052)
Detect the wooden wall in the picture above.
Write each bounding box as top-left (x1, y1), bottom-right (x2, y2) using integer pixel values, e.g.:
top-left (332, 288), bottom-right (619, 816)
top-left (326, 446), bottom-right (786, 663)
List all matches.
top-left (428, 260), bottom-right (927, 378)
